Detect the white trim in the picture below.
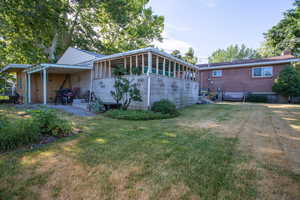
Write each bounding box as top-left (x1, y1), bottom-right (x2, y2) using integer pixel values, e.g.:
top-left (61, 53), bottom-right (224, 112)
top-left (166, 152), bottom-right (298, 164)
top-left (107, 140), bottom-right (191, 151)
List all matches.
top-left (0, 64), bottom-right (31, 73)
top-left (252, 66), bottom-right (273, 78)
top-left (26, 63), bottom-right (92, 74)
top-left (94, 47), bottom-right (198, 69)
top-left (199, 58), bottom-right (300, 70)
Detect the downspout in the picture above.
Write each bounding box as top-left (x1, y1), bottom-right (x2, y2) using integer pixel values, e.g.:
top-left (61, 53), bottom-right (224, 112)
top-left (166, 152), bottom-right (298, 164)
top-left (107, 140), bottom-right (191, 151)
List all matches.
top-left (147, 52), bottom-right (152, 109)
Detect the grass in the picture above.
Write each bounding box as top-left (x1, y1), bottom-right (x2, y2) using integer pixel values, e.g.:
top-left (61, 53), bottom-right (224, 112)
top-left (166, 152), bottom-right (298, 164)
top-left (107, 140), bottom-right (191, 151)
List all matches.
top-left (105, 109), bottom-right (178, 120)
top-left (0, 104), bottom-right (258, 199)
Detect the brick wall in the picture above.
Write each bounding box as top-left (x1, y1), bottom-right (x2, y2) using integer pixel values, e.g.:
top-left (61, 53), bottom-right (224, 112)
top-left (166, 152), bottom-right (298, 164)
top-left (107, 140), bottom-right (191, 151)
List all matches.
top-left (199, 64), bottom-right (287, 93)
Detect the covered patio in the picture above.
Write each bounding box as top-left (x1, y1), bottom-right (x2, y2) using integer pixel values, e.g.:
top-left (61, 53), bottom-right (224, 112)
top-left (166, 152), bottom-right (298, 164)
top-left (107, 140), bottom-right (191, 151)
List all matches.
top-left (25, 63), bottom-right (92, 104)
top-left (93, 47), bottom-right (200, 81)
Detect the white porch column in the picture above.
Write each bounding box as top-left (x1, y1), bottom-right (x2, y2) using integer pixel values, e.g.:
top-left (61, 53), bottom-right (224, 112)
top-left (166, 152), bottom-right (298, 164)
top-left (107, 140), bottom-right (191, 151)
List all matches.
top-left (168, 60), bottom-right (171, 77)
top-left (130, 56), bottom-right (132, 75)
top-left (103, 61), bottom-right (107, 78)
top-left (108, 60), bottom-right (111, 77)
top-left (142, 54), bottom-right (145, 74)
top-left (163, 58), bottom-right (166, 76)
top-left (136, 55), bottom-right (138, 71)
top-left (28, 73), bottom-right (31, 104)
top-left (147, 52), bottom-right (152, 75)
top-left (174, 62), bottom-right (176, 78)
top-left (147, 52), bottom-right (152, 109)
top-left (43, 69), bottom-right (47, 105)
top-left (124, 57), bottom-right (127, 70)
top-left (156, 56), bottom-right (159, 75)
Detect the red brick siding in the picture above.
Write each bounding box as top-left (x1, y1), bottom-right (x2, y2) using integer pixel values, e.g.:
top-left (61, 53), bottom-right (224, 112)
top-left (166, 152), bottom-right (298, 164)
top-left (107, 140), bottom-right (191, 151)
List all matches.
top-left (199, 64), bottom-right (288, 93)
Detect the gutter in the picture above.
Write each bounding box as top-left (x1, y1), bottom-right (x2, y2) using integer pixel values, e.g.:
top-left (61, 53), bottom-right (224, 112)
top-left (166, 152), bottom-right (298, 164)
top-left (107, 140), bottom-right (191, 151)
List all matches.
top-left (199, 58), bottom-right (300, 71)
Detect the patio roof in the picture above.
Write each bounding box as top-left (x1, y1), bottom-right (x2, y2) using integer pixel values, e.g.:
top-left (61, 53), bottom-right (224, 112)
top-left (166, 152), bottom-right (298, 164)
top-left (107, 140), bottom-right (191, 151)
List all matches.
top-left (94, 47), bottom-right (199, 69)
top-left (25, 63), bottom-right (92, 74)
top-left (0, 64), bottom-right (32, 73)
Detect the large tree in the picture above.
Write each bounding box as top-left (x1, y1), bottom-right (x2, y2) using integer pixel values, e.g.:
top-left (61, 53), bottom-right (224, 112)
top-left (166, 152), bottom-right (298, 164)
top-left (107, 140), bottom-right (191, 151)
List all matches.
top-left (209, 44), bottom-right (261, 63)
top-left (183, 47), bottom-right (198, 64)
top-left (273, 65), bottom-right (300, 101)
top-left (260, 0), bottom-right (300, 57)
top-left (0, 0), bottom-right (164, 65)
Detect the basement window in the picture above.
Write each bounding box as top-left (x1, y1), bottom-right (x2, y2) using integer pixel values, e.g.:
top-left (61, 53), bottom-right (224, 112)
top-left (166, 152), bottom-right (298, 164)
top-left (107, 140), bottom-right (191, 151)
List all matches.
top-left (212, 70), bottom-right (222, 77)
top-left (252, 67), bottom-right (273, 78)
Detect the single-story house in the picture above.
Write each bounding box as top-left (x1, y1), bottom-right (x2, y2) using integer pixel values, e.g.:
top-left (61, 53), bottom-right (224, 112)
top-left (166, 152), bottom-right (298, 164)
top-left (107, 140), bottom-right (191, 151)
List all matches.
top-left (0, 47), bottom-right (200, 109)
top-left (197, 51), bottom-right (300, 102)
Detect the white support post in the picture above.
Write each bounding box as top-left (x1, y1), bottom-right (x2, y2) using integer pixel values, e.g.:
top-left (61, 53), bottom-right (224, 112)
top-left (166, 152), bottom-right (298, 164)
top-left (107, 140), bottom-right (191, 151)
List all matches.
top-left (147, 52), bottom-right (152, 75)
top-left (28, 73), bottom-right (31, 104)
top-left (89, 67), bottom-right (94, 103)
top-left (99, 62), bottom-right (102, 78)
top-left (174, 62), bottom-right (176, 78)
top-left (43, 69), bottom-right (47, 105)
top-left (104, 61), bottom-right (107, 78)
top-left (130, 56), bottom-right (132, 75)
top-left (163, 58), bottom-right (166, 76)
top-left (156, 56), bottom-right (159, 75)
top-left (108, 60), bottom-right (111, 78)
top-left (168, 60), bottom-right (171, 77)
top-left (142, 54), bottom-right (145, 74)
top-left (147, 52), bottom-right (152, 109)
top-left (124, 57), bottom-right (127, 70)
top-left (136, 55), bottom-right (138, 70)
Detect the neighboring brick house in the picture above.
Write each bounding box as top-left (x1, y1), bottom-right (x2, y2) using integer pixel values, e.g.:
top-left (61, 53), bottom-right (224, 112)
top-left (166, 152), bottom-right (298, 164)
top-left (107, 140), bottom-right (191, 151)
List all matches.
top-left (197, 53), bottom-right (300, 102)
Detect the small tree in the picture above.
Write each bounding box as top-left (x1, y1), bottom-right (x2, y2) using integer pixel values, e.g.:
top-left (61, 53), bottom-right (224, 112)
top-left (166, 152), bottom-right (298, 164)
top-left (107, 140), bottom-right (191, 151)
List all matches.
top-left (272, 65), bottom-right (300, 102)
top-left (111, 66), bottom-right (142, 110)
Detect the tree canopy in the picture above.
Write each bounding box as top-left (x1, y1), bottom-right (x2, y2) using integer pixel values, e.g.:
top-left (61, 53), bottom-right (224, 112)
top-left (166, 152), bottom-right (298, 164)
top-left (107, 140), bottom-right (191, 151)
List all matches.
top-left (0, 0), bottom-right (164, 66)
top-left (273, 65), bottom-right (300, 98)
top-left (260, 0), bottom-right (300, 57)
top-left (208, 44), bottom-right (261, 63)
top-left (170, 48), bottom-right (198, 64)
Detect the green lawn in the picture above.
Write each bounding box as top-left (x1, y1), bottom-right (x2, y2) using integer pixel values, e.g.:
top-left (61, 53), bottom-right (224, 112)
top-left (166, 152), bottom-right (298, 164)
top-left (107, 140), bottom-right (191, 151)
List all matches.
top-left (0, 104), bottom-right (261, 199)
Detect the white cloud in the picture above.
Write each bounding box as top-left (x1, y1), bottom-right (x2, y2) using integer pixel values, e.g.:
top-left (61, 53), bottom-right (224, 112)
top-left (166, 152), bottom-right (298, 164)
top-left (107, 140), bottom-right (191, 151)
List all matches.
top-left (153, 31), bottom-right (191, 54)
top-left (199, 0), bottom-right (217, 8)
top-left (153, 31), bottom-right (209, 64)
top-left (167, 24), bottom-right (192, 32)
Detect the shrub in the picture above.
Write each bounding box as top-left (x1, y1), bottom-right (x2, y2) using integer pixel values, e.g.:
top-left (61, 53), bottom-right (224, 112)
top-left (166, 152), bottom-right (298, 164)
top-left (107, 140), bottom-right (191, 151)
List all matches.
top-left (0, 119), bottom-right (39, 151)
top-left (246, 94), bottom-right (268, 103)
top-left (151, 99), bottom-right (179, 116)
top-left (89, 98), bottom-right (106, 113)
top-left (29, 109), bottom-right (72, 137)
top-left (105, 109), bottom-right (177, 120)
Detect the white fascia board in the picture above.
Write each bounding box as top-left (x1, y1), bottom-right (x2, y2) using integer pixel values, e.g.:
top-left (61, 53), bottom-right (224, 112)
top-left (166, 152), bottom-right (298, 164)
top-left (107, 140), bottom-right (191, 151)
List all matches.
top-left (199, 58), bottom-right (300, 71)
top-left (27, 63), bottom-right (92, 74)
top-left (40, 63), bottom-right (92, 69)
top-left (93, 47), bottom-right (199, 69)
top-left (0, 64), bottom-right (31, 73)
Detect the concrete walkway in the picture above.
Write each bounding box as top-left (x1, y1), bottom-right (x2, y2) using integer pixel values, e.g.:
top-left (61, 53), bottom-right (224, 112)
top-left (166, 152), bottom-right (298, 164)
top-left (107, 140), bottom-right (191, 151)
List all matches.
top-left (45, 105), bottom-right (96, 117)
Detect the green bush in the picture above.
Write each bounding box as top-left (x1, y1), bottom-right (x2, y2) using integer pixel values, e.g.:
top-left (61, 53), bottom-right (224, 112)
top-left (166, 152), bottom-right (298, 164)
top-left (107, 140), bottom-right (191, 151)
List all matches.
top-left (29, 109), bottom-right (72, 137)
top-left (0, 119), bottom-right (39, 151)
top-left (105, 109), bottom-right (177, 120)
top-left (246, 94), bottom-right (268, 103)
top-left (89, 98), bottom-right (106, 113)
top-left (151, 99), bottom-right (179, 116)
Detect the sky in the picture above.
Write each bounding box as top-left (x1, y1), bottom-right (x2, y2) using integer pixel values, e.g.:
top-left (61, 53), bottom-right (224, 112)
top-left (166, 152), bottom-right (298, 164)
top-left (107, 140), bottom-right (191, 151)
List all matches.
top-left (149, 0), bottom-right (295, 63)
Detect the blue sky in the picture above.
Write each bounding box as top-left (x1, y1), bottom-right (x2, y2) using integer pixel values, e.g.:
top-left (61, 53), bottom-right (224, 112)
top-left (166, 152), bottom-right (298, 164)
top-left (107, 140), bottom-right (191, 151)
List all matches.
top-left (149, 0), bottom-right (294, 63)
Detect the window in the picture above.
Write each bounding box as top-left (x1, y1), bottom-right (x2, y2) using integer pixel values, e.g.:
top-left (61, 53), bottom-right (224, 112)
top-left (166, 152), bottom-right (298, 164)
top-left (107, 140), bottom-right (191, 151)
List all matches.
top-left (252, 67), bottom-right (273, 78)
top-left (212, 70), bottom-right (222, 77)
